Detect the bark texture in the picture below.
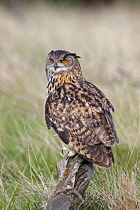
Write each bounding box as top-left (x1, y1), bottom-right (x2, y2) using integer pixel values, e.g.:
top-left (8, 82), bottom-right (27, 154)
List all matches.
top-left (40, 155), bottom-right (93, 210)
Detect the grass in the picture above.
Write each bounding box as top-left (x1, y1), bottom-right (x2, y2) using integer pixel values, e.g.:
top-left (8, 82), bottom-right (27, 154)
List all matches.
top-left (0, 3), bottom-right (140, 209)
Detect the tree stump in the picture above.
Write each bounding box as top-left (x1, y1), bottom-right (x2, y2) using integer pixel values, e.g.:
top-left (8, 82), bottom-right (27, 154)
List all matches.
top-left (40, 154), bottom-right (94, 210)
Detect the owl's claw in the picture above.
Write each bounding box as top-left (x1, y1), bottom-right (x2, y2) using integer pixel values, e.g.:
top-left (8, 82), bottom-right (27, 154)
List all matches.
top-left (62, 146), bottom-right (77, 157)
top-left (68, 149), bottom-right (77, 157)
top-left (62, 146), bottom-right (68, 154)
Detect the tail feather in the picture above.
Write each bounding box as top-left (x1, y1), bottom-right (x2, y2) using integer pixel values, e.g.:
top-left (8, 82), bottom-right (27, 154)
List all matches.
top-left (80, 143), bottom-right (114, 168)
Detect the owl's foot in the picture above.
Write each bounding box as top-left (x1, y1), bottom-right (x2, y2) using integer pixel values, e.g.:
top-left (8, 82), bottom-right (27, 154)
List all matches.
top-left (62, 146), bottom-right (68, 154)
top-left (62, 146), bottom-right (77, 157)
top-left (68, 148), bottom-right (77, 157)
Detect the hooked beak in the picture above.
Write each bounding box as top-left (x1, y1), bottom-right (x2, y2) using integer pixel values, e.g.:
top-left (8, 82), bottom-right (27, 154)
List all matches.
top-left (54, 62), bottom-right (59, 70)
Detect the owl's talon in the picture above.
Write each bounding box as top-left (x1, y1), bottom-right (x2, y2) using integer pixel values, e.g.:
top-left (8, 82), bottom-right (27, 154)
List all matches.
top-left (62, 146), bottom-right (69, 154)
top-left (67, 149), bottom-right (77, 157)
top-left (66, 154), bottom-right (69, 160)
top-left (62, 146), bottom-right (77, 158)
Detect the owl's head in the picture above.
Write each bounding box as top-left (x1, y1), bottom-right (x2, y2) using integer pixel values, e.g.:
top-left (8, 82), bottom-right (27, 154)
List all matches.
top-left (45, 50), bottom-right (82, 80)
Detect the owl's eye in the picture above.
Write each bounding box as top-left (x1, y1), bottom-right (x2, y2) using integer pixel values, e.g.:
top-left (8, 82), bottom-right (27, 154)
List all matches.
top-left (50, 59), bottom-right (54, 63)
top-left (60, 59), bottom-right (68, 64)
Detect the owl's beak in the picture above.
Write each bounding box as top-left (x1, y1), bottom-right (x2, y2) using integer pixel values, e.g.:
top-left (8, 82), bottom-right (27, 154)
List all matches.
top-left (54, 63), bottom-right (59, 70)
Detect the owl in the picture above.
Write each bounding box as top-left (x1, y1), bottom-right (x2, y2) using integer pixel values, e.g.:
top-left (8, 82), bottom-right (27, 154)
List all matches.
top-left (45, 50), bottom-right (119, 168)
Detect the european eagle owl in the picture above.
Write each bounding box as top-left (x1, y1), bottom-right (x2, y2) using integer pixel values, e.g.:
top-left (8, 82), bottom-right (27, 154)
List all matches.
top-left (45, 50), bottom-right (119, 168)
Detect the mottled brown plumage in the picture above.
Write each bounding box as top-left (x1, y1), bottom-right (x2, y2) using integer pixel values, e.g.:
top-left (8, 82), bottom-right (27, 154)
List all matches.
top-left (45, 50), bottom-right (119, 168)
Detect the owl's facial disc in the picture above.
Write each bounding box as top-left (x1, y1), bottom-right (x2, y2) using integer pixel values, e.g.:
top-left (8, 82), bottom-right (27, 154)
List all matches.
top-left (47, 56), bottom-right (72, 78)
top-left (46, 50), bottom-right (81, 80)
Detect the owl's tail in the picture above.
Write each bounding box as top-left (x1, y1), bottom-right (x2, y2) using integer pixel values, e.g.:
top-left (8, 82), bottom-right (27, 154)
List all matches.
top-left (81, 143), bottom-right (114, 168)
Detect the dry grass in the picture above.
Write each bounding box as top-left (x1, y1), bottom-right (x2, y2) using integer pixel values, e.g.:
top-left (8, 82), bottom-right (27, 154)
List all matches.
top-left (0, 3), bottom-right (140, 209)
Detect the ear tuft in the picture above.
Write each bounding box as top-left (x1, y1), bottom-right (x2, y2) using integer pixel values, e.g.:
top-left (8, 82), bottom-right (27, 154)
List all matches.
top-left (49, 50), bottom-right (54, 56)
top-left (65, 53), bottom-right (81, 59)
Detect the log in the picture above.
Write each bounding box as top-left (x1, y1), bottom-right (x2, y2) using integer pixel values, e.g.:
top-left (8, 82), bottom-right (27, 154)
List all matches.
top-left (40, 154), bottom-right (94, 210)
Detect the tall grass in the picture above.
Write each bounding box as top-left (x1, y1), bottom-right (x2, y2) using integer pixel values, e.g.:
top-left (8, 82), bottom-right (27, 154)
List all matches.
top-left (0, 3), bottom-right (139, 209)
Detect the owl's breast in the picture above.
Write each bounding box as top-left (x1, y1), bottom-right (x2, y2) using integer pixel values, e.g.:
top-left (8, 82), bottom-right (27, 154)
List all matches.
top-left (46, 83), bottom-right (79, 126)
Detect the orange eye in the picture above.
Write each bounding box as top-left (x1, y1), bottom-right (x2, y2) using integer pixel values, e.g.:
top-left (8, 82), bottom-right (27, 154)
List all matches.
top-left (61, 59), bottom-right (67, 64)
top-left (50, 59), bottom-right (54, 63)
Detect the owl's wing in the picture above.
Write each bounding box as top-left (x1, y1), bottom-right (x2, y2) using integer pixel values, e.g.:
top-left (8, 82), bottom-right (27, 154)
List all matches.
top-left (84, 80), bottom-right (115, 112)
top-left (45, 82), bottom-right (119, 167)
top-left (83, 80), bottom-right (119, 145)
top-left (45, 81), bottom-right (118, 147)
